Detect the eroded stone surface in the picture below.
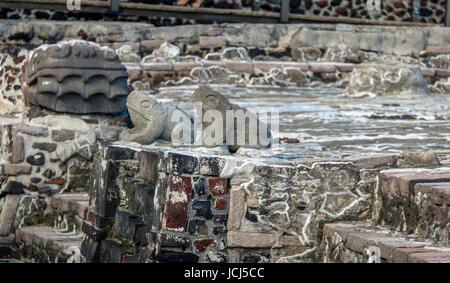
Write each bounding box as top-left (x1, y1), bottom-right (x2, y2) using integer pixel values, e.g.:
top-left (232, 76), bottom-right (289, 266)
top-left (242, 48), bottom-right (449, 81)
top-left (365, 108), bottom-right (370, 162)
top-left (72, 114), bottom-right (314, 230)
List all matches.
top-left (345, 63), bottom-right (430, 97)
top-left (21, 40), bottom-right (129, 114)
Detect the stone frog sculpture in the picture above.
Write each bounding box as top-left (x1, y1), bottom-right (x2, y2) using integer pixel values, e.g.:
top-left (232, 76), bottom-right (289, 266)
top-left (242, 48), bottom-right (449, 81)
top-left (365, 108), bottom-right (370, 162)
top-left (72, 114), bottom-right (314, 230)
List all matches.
top-left (193, 85), bottom-right (272, 152)
top-left (120, 90), bottom-right (193, 145)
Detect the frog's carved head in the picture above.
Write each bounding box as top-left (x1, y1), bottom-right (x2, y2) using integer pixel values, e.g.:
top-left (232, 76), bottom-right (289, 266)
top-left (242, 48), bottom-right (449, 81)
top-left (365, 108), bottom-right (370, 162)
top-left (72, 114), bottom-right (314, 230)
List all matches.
top-left (126, 90), bottom-right (167, 125)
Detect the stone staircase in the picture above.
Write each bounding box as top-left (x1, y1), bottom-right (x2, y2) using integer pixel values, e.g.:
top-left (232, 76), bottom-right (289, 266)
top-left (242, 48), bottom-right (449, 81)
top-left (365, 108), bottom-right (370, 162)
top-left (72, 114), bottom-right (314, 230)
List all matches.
top-left (320, 168), bottom-right (450, 263)
top-left (14, 193), bottom-right (89, 263)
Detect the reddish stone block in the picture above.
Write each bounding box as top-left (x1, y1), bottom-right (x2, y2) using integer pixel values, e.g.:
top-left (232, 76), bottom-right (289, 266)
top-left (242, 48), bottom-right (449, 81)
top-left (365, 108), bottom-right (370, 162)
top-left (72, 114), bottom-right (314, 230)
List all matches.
top-left (335, 7), bottom-right (349, 16)
top-left (199, 36), bottom-right (226, 47)
top-left (85, 210), bottom-right (96, 225)
top-left (227, 189), bottom-right (246, 231)
top-left (173, 62), bottom-right (201, 71)
top-left (193, 239), bottom-right (216, 252)
top-left (408, 251), bottom-right (450, 263)
top-left (214, 198), bottom-right (227, 210)
top-left (309, 63), bottom-right (337, 73)
top-left (0, 195), bottom-right (22, 236)
top-left (337, 64), bottom-right (354, 72)
top-left (316, 0), bottom-right (328, 8)
top-left (3, 164), bottom-right (32, 176)
top-left (425, 45), bottom-right (450, 55)
top-left (435, 68), bottom-right (450, 77)
top-left (393, 1), bottom-right (406, 8)
top-left (52, 130), bottom-right (75, 142)
top-left (45, 178), bottom-right (65, 185)
top-left (13, 55), bottom-right (25, 64)
top-left (254, 61), bottom-right (284, 72)
top-left (380, 168), bottom-right (450, 197)
top-left (392, 247), bottom-right (435, 263)
top-left (11, 124), bottom-right (48, 137)
top-left (283, 62), bottom-right (310, 71)
top-left (414, 182), bottom-right (450, 205)
top-left (421, 68), bottom-right (435, 77)
top-left (164, 175), bottom-right (192, 232)
top-left (208, 177), bottom-right (227, 196)
top-left (226, 62), bottom-right (254, 73)
top-left (10, 135), bottom-right (24, 164)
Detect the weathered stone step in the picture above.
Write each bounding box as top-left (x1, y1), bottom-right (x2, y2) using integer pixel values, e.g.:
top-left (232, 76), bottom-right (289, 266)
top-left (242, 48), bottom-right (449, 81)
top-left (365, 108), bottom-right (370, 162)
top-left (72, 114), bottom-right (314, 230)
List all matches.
top-left (322, 222), bottom-right (450, 263)
top-left (380, 168), bottom-right (450, 200)
top-left (17, 226), bottom-right (83, 263)
top-left (378, 168), bottom-right (450, 241)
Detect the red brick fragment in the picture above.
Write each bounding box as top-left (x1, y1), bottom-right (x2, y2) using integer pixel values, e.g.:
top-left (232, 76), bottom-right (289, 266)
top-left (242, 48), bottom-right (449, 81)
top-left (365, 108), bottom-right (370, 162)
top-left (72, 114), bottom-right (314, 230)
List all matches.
top-left (208, 177), bottom-right (227, 196)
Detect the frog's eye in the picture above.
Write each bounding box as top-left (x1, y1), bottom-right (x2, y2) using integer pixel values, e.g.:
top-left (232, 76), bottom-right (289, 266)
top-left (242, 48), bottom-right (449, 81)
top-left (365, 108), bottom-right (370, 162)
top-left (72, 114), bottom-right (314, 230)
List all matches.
top-left (140, 100), bottom-right (153, 108)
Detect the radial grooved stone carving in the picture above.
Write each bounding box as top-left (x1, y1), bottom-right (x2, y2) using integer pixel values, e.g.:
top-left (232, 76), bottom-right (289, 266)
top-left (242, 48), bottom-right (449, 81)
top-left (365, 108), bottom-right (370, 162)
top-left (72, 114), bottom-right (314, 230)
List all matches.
top-left (21, 40), bottom-right (129, 114)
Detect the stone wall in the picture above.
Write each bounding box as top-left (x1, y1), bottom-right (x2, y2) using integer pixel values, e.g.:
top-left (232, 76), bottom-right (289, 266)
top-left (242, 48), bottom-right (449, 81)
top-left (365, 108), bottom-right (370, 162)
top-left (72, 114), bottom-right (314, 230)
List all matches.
top-left (80, 140), bottom-right (442, 263)
top-left (1, 21), bottom-right (450, 113)
top-left (0, 0), bottom-right (447, 24)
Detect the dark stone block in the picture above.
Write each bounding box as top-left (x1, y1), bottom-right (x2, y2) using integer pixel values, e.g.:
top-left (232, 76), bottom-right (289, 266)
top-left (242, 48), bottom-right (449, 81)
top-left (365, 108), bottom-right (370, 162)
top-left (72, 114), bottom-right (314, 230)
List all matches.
top-left (420, 8), bottom-right (433, 17)
top-left (81, 238), bottom-right (100, 263)
top-left (243, 254), bottom-right (260, 263)
top-left (42, 169), bottom-right (54, 179)
top-left (212, 214), bottom-right (227, 225)
top-left (30, 178), bottom-right (41, 184)
top-left (92, 157), bottom-right (120, 218)
top-left (199, 156), bottom-right (225, 176)
top-left (192, 199), bottom-right (213, 220)
top-left (134, 224), bottom-right (150, 246)
top-left (100, 240), bottom-right (129, 263)
top-left (0, 246), bottom-right (12, 258)
top-left (51, 130), bottom-right (75, 142)
top-left (82, 221), bottom-right (107, 241)
top-left (187, 219), bottom-right (208, 235)
top-left (105, 145), bottom-right (136, 160)
top-left (32, 142), bottom-right (57, 152)
top-left (193, 177), bottom-right (208, 196)
top-left (115, 209), bottom-right (145, 243)
top-left (37, 186), bottom-right (51, 195)
top-left (130, 183), bottom-right (155, 223)
top-left (26, 152), bottom-right (45, 166)
top-left (168, 152), bottom-right (198, 175)
top-left (1, 181), bottom-right (24, 196)
top-left (245, 210), bottom-right (258, 222)
top-left (94, 213), bottom-right (114, 229)
top-left (149, 232), bottom-right (191, 248)
top-left (268, 49), bottom-right (291, 59)
top-left (248, 48), bottom-right (266, 58)
top-left (331, 0), bottom-right (341, 6)
top-left (156, 250), bottom-right (199, 263)
top-left (213, 225), bottom-right (226, 235)
top-left (139, 151), bottom-right (161, 187)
